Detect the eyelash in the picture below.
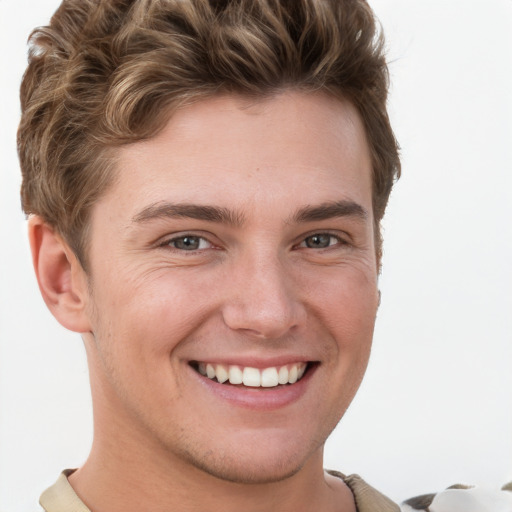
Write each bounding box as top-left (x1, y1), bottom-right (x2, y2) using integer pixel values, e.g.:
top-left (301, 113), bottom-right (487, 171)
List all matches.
top-left (162, 234), bottom-right (213, 251)
top-left (295, 232), bottom-right (347, 250)
top-left (160, 231), bottom-right (348, 253)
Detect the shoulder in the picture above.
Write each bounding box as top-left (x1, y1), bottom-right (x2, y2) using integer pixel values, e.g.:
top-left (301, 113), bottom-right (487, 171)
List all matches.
top-left (327, 470), bottom-right (400, 512)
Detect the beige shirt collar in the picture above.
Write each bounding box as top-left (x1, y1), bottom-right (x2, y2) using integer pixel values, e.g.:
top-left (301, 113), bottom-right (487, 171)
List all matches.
top-left (40, 469), bottom-right (400, 512)
top-left (40, 470), bottom-right (90, 512)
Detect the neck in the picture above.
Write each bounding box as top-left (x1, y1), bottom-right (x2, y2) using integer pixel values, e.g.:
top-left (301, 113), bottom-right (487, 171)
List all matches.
top-left (70, 437), bottom-right (353, 512)
top-left (69, 412), bottom-right (354, 512)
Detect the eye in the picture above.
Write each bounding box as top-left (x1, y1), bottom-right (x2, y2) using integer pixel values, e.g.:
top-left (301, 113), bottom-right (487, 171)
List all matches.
top-left (300, 233), bottom-right (342, 249)
top-left (166, 235), bottom-right (212, 251)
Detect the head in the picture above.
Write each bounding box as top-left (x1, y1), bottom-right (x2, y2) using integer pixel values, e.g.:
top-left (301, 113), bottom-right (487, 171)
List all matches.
top-left (18, 0), bottom-right (400, 271)
top-left (18, 0), bottom-right (400, 491)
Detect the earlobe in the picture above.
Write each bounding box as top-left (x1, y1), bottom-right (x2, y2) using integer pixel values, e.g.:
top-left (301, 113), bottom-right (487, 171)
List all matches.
top-left (28, 216), bottom-right (92, 333)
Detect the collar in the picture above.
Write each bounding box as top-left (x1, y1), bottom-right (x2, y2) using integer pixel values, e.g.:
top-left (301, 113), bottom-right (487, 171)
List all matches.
top-left (40, 469), bottom-right (399, 512)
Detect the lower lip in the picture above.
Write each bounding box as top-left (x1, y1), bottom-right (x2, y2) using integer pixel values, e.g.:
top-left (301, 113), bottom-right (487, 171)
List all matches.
top-left (191, 364), bottom-right (317, 411)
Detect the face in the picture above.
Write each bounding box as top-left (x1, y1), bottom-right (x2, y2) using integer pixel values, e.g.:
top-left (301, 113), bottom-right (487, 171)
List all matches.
top-left (81, 92), bottom-right (379, 484)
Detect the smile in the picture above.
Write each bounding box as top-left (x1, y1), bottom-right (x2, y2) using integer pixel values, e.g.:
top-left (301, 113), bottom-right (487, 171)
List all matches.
top-left (191, 362), bottom-right (308, 388)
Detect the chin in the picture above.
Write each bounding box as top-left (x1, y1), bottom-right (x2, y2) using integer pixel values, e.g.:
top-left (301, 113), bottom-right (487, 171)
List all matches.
top-left (175, 435), bottom-right (318, 485)
top-left (192, 453), bottom-right (306, 485)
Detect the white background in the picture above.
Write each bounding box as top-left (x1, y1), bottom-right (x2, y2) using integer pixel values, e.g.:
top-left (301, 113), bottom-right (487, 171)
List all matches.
top-left (1, 1), bottom-right (511, 510)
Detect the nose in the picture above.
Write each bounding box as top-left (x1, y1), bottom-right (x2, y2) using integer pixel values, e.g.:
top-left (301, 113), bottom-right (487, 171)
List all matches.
top-left (221, 252), bottom-right (306, 340)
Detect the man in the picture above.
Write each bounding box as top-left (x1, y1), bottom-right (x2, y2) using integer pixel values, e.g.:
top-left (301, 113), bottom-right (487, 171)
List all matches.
top-left (18, 0), bottom-right (400, 510)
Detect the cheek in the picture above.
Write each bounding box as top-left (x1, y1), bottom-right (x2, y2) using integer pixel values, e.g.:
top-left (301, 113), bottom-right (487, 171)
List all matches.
top-left (89, 270), bottom-right (219, 367)
top-left (310, 264), bottom-right (379, 332)
top-left (310, 266), bottom-right (378, 382)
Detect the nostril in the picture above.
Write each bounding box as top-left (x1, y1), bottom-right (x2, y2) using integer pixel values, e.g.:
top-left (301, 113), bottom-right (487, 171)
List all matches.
top-left (221, 305), bottom-right (304, 341)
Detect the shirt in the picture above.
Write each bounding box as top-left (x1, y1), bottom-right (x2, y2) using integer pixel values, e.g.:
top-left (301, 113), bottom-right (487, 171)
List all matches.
top-left (40, 468), bottom-right (400, 512)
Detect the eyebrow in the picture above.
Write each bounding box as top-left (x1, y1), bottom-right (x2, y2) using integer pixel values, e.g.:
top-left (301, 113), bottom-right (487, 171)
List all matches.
top-left (291, 200), bottom-right (368, 223)
top-left (132, 199), bottom-right (368, 227)
top-left (132, 202), bottom-right (245, 227)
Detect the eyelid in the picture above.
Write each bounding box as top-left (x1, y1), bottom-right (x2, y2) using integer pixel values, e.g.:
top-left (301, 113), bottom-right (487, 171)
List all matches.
top-left (294, 230), bottom-right (350, 249)
top-left (158, 231), bottom-right (218, 251)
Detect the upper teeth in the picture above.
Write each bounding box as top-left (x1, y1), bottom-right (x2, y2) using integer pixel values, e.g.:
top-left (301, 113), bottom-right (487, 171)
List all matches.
top-left (197, 362), bottom-right (307, 388)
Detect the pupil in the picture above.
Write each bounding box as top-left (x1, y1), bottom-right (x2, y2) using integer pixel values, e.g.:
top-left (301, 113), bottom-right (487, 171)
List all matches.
top-left (177, 236), bottom-right (199, 250)
top-left (307, 234), bottom-right (330, 248)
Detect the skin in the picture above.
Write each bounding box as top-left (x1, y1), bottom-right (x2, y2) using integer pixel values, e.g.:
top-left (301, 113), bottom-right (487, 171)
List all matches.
top-left (30, 91), bottom-right (379, 512)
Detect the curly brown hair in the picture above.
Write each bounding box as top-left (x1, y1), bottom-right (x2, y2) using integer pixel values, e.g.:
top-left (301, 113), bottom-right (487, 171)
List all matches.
top-left (18, 0), bottom-right (400, 268)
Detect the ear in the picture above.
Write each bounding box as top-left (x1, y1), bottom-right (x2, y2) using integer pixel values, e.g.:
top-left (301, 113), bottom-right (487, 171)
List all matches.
top-left (28, 216), bottom-right (92, 333)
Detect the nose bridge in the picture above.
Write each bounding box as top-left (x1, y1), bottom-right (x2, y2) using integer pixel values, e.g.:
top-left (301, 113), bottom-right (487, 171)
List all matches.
top-left (221, 245), bottom-right (304, 339)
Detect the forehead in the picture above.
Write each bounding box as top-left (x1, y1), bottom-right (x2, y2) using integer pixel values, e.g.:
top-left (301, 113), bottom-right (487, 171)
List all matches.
top-left (100, 91), bottom-right (373, 220)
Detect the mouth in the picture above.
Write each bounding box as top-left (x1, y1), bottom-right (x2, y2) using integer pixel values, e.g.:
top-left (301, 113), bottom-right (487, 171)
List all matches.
top-left (189, 361), bottom-right (313, 388)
